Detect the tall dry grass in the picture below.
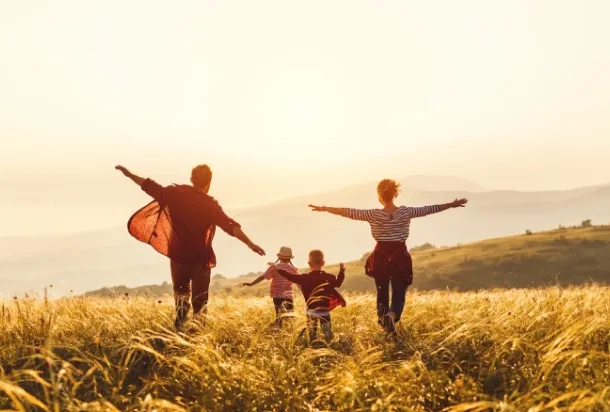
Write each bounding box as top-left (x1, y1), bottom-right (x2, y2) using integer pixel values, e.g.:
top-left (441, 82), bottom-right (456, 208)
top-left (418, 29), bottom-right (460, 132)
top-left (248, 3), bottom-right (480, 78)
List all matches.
top-left (1, 286), bottom-right (609, 411)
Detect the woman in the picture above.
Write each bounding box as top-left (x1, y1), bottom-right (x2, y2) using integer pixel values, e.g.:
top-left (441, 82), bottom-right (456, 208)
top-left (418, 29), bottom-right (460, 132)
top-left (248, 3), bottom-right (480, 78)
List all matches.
top-left (308, 179), bottom-right (467, 333)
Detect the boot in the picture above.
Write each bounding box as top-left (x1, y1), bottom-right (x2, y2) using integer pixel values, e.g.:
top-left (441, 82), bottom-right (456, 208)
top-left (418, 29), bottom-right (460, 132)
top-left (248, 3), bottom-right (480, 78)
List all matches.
top-left (383, 312), bottom-right (397, 334)
top-left (174, 297), bottom-right (191, 330)
top-left (321, 322), bottom-right (333, 342)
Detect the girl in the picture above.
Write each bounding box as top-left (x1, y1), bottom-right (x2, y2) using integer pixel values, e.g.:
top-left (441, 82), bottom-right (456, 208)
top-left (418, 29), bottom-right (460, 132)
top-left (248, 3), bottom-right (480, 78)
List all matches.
top-left (243, 246), bottom-right (299, 327)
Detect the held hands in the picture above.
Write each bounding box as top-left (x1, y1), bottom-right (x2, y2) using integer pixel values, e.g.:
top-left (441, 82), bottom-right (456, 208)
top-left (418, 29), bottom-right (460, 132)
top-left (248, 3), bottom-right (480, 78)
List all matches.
top-left (241, 282), bottom-right (252, 287)
top-left (451, 198), bottom-right (468, 208)
top-left (340, 263), bottom-right (345, 271)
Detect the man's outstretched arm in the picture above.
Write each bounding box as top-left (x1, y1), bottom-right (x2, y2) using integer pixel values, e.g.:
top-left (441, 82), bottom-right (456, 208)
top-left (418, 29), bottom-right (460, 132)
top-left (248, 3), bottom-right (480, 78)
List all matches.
top-left (115, 165), bottom-right (145, 187)
top-left (116, 165), bottom-right (167, 203)
top-left (208, 202), bottom-right (266, 257)
top-left (232, 226), bottom-right (266, 256)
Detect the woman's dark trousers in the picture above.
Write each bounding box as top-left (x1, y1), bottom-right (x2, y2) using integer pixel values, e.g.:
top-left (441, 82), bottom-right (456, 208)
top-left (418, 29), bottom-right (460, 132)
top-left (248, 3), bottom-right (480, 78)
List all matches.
top-left (374, 268), bottom-right (407, 329)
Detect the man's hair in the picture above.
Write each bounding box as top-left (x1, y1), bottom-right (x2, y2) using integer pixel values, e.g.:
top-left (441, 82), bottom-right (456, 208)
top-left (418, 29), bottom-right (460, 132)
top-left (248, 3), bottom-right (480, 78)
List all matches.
top-left (308, 249), bottom-right (325, 265)
top-left (191, 164), bottom-right (212, 189)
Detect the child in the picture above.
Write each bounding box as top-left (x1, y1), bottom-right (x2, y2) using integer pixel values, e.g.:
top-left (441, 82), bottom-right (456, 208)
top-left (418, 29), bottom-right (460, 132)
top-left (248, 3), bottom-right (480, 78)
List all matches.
top-left (274, 249), bottom-right (346, 342)
top-left (242, 246), bottom-right (298, 327)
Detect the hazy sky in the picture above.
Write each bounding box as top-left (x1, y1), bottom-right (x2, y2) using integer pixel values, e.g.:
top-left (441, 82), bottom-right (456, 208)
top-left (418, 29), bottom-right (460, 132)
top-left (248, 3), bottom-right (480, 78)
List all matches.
top-left (1, 0), bottom-right (610, 235)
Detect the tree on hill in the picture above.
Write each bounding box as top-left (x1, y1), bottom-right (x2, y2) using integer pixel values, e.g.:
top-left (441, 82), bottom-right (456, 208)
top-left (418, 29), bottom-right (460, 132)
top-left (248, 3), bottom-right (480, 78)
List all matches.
top-left (360, 252), bottom-right (371, 263)
top-left (411, 243), bottom-right (437, 252)
top-left (212, 274), bottom-right (226, 280)
top-left (582, 219), bottom-right (592, 228)
top-left (239, 271), bottom-right (263, 278)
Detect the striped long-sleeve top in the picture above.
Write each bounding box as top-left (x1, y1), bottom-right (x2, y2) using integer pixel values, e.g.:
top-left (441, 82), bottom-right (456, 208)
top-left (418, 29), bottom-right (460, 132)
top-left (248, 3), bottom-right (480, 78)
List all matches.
top-left (344, 205), bottom-right (441, 242)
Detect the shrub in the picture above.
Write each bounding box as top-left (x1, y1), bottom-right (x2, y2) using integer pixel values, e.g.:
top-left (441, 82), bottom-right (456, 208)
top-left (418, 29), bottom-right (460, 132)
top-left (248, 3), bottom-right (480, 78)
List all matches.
top-left (213, 274), bottom-right (226, 280)
top-left (582, 219), bottom-right (592, 228)
top-left (525, 229), bottom-right (533, 236)
top-left (411, 243), bottom-right (437, 252)
top-left (360, 252), bottom-right (371, 263)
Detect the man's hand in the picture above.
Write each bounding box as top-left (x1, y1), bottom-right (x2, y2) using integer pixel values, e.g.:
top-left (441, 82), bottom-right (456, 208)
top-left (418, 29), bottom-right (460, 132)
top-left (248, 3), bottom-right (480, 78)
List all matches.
top-left (115, 166), bottom-right (146, 186)
top-left (232, 227), bottom-right (266, 256)
top-left (451, 198), bottom-right (468, 208)
top-left (248, 242), bottom-right (266, 256)
top-left (115, 165), bottom-right (132, 177)
top-left (340, 263), bottom-right (345, 271)
top-left (241, 282), bottom-right (252, 287)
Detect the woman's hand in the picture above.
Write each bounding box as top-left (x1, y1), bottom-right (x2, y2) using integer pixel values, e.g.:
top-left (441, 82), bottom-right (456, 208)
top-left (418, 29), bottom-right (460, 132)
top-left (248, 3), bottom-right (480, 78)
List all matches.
top-left (309, 205), bottom-right (347, 217)
top-left (308, 204), bottom-right (326, 212)
top-left (451, 198), bottom-right (468, 208)
top-left (241, 282), bottom-right (252, 287)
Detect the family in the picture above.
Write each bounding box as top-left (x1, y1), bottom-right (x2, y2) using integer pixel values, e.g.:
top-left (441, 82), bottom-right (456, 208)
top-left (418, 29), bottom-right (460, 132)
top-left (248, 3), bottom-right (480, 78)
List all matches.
top-left (115, 164), bottom-right (467, 338)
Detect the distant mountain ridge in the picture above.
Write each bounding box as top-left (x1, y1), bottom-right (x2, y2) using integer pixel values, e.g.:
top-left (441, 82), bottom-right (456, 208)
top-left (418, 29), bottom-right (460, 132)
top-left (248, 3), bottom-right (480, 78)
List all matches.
top-left (1, 175), bottom-right (610, 297)
top-left (84, 224), bottom-right (610, 298)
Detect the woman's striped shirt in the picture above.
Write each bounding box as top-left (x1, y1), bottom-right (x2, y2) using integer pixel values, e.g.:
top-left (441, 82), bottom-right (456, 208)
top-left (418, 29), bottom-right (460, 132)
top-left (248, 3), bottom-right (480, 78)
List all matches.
top-left (344, 205), bottom-right (441, 242)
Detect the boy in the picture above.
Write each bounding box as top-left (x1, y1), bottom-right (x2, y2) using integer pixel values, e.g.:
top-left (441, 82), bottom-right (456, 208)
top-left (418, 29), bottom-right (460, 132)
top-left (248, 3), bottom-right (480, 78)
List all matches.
top-left (274, 250), bottom-right (346, 342)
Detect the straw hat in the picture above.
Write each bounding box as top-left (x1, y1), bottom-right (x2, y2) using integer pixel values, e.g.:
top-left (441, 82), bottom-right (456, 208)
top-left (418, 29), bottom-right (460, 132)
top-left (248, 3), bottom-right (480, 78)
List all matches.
top-left (276, 246), bottom-right (294, 260)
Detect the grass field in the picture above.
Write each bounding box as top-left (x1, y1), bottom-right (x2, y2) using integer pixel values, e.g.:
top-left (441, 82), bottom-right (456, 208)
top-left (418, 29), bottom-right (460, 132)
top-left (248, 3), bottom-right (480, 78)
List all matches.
top-left (2, 286), bottom-right (609, 411)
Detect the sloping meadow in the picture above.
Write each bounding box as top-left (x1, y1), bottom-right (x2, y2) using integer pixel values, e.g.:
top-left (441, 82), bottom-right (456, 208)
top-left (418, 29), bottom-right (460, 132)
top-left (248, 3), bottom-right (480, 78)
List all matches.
top-left (1, 286), bottom-right (609, 411)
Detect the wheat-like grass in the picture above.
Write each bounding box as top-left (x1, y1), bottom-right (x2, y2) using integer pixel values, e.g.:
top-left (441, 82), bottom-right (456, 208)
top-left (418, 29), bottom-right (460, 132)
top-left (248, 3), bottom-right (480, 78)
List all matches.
top-left (1, 286), bottom-right (609, 411)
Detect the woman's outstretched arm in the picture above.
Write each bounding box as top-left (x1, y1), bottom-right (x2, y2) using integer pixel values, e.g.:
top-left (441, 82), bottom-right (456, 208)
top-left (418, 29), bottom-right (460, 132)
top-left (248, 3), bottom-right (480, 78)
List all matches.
top-left (309, 205), bottom-right (346, 216)
top-left (408, 198), bottom-right (468, 218)
top-left (441, 198), bottom-right (468, 211)
top-left (309, 205), bottom-right (374, 222)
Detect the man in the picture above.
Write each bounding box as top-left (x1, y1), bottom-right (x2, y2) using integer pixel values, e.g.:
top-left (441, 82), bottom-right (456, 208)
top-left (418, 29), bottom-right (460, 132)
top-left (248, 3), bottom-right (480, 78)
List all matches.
top-left (115, 164), bottom-right (265, 328)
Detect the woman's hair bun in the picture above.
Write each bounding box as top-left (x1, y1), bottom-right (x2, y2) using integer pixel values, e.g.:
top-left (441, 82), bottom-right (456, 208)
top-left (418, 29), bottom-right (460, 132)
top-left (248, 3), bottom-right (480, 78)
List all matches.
top-left (377, 179), bottom-right (401, 202)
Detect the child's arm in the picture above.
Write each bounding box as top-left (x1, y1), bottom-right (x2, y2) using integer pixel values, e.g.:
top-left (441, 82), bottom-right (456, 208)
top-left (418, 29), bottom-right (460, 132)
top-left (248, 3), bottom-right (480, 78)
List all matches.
top-left (242, 274), bottom-right (266, 287)
top-left (332, 263), bottom-right (346, 287)
top-left (242, 265), bottom-right (274, 287)
top-left (275, 267), bottom-right (305, 286)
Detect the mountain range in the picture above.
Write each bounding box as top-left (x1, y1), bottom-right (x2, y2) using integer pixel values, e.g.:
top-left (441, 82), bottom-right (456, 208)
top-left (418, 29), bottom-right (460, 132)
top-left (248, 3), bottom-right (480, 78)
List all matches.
top-left (1, 175), bottom-right (609, 297)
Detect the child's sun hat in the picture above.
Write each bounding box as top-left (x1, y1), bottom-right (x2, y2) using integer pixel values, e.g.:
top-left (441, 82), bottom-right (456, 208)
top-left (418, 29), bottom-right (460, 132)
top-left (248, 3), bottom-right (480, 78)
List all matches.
top-left (277, 246), bottom-right (294, 260)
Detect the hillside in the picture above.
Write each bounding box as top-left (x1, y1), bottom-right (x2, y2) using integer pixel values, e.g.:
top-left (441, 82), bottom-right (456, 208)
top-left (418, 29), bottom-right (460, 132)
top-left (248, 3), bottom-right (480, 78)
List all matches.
top-left (2, 176), bottom-right (610, 297)
top-left (85, 224), bottom-right (610, 297)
